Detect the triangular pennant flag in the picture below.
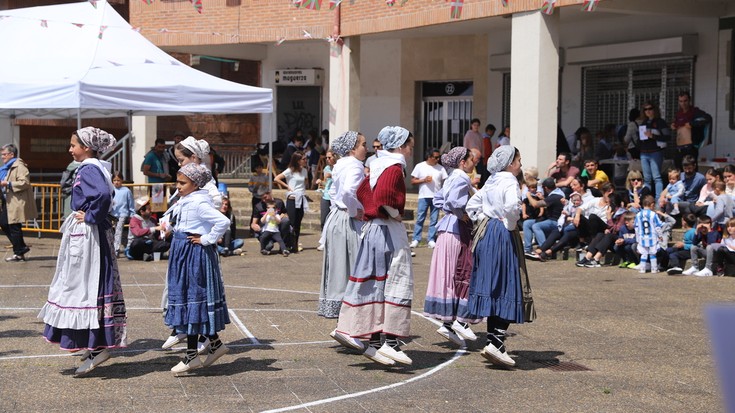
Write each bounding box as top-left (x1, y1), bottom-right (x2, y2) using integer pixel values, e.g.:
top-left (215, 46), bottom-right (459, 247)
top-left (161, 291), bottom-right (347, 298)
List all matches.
top-left (540, 0), bottom-right (556, 15)
top-left (190, 0), bottom-right (203, 13)
top-left (293, 0), bottom-right (303, 8)
top-left (582, 0), bottom-right (598, 12)
top-left (159, 28), bottom-right (169, 33)
top-left (132, 26), bottom-right (142, 32)
top-left (501, 0), bottom-right (508, 7)
top-left (98, 25), bottom-right (107, 39)
top-left (329, 0), bottom-right (342, 10)
top-left (142, 0), bottom-right (154, 4)
top-left (449, 0), bottom-right (464, 19)
top-left (386, 0), bottom-right (396, 6)
top-left (109, 60), bottom-right (123, 67)
top-left (89, 0), bottom-right (98, 8)
top-left (301, 0), bottom-right (321, 10)
top-left (40, 19), bottom-right (48, 28)
top-left (72, 23), bottom-right (84, 28)
top-left (276, 37), bottom-right (286, 46)
top-left (302, 29), bottom-right (313, 39)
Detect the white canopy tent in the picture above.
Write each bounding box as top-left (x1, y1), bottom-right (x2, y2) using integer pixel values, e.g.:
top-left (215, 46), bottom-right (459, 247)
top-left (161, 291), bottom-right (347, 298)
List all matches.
top-left (0, 0), bottom-right (273, 119)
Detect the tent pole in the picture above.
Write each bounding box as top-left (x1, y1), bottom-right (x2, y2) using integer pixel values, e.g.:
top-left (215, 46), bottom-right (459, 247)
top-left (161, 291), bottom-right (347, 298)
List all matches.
top-left (77, 108), bottom-right (81, 130)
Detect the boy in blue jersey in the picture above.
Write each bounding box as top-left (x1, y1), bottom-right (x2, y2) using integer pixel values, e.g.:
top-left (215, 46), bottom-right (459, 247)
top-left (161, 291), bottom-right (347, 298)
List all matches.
top-left (635, 195), bottom-right (663, 273)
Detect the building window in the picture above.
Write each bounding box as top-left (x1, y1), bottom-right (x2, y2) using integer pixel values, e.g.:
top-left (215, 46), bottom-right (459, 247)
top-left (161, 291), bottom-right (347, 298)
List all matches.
top-left (582, 58), bottom-right (694, 134)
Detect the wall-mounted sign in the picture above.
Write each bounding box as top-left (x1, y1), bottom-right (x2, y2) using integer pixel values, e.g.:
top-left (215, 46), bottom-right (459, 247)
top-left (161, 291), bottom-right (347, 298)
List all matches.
top-left (273, 69), bottom-right (324, 86)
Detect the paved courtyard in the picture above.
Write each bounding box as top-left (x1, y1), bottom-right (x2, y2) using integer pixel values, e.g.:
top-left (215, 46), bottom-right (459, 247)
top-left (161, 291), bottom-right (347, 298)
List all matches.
top-left (0, 230), bottom-right (731, 412)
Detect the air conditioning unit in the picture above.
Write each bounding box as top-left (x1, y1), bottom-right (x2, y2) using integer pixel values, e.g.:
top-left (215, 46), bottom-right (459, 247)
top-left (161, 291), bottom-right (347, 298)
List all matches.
top-left (273, 69), bottom-right (324, 86)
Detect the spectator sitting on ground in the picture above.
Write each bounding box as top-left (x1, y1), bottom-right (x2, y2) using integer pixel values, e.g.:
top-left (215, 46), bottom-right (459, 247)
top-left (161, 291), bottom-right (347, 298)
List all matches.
top-left (658, 169), bottom-right (685, 216)
top-left (665, 213), bottom-right (697, 275)
top-left (581, 159), bottom-right (609, 192)
top-left (708, 181), bottom-right (734, 229)
top-left (673, 155), bottom-right (707, 215)
top-left (576, 193), bottom-right (627, 268)
top-left (614, 211), bottom-right (638, 269)
top-left (521, 167), bottom-right (544, 256)
top-left (690, 167), bottom-right (720, 217)
top-left (259, 200), bottom-right (290, 256)
top-left (126, 196), bottom-right (171, 261)
top-left (531, 191), bottom-right (583, 261)
top-left (546, 152), bottom-right (579, 195)
top-left (217, 197), bottom-right (244, 257)
top-left (712, 217), bottom-right (735, 276)
top-left (250, 190), bottom-right (291, 252)
top-left (625, 170), bottom-right (651, 212)
top-left (683, 215), bottom-right (723, 277)
top-left (527, 177), bottom-right (566, 255)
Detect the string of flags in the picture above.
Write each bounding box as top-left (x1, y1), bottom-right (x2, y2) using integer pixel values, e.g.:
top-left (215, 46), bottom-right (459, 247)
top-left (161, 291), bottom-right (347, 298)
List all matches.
top-left (2, 0), bottom-right (604, 48)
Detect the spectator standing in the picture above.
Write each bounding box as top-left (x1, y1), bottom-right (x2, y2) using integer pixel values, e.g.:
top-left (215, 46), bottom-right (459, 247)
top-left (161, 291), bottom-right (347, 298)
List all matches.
top-left (497, 126), bottom-right (511, 147)
top-left (166, 131), bottom-right (186, 181)
top-left (110, 171), bottom-right (135, 256)
top-left (0, 144), bottom-right (38, 262)
top-left (463, 118), bottom-right (483, 155)
top-left (141, 138), bottom-right (170, 183)
top-left (248, 163), bottom-right (270, 212)
top-left (274, 151), bottom-right (309, 253)
top-left (635, 195), bottom-right (663, 273)
top-left (278, 130), bottom-right (304, 173)
top-left (410, 148), bottom-right (448, 248)
top-left (639, 101), bottom-right (671, 197)
top-left (671, 91), bottom-right (706, 169)
top-left (364, 139), bottom-right (382, 173)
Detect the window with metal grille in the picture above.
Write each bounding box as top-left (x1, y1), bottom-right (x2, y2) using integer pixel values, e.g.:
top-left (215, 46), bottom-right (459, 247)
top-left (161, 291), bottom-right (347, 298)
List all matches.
top-left (582, 59), bottom-right (694, 134)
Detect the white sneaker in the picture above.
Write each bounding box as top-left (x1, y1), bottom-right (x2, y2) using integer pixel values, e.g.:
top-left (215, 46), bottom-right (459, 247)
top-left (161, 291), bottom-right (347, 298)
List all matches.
top-left (197, 337), bottom-right (211, 355)
top-left (427, 240), bottom-right (436, 249)
top-left (362, 346), bottom-right (396, 366)
top-left (329, 329), bottom-right (365, 351)
top-left (694, 268), bottom-right (714, 277)
top-left (436, 326), bottom-right (465, 347)
top-left (232, 248), bottom-right (243, 255)
top-left (162, 333), bottom-right (187, 350)
top-left (682, 266), bottom-right (699, 276)
top-left (650, 265), bottom-right (659, 274)
top-left (452, 320), bottom-right (478, 341)
top-left (75, 349), bottom-right (111, 376)
top-left (639, 266), bottom-right (647, 274)
top-left (316, 244), bottom-right (324, 251)
top-left (202, 344), bottom-right (229, 367)
top-left (409, 240), bottom-right (419, 248)
top-left (171, 356), bottom-right (203, 375)
top-left (377, 343), bottom-right (412, 365)
top-left (480, 343), bottom-right (515, 368)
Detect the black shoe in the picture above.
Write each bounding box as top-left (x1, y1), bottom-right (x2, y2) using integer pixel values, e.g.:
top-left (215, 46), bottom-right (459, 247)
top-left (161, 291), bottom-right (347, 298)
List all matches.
top-left (17, 247), bottom-right (30, 256)
top-left (143, 253), bottom-right (153, 262)
top-left (575, 258), bottom-right (589, 267)
top-left (584, 259), bottom-right (601, 268)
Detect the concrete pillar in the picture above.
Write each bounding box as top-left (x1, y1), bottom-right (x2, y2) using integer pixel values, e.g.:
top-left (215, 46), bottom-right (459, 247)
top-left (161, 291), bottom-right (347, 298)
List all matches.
top-left (510, 11), bottom-right (559, 175)
top-left (329, 37), bottom-right (361, 137)
top-left (130, 115), bottom-right (157, 184)
top-left (0, 118), bottom-right (19, 153)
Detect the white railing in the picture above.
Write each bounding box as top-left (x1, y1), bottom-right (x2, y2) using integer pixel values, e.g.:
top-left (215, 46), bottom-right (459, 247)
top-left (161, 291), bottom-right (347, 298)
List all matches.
top-left (102, 131), bottom-right (132, 179)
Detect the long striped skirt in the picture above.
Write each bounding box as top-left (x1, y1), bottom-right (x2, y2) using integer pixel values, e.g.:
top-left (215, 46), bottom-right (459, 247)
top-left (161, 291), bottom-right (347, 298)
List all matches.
top-left (423, 219), bottom-right (482, 324)
top-left (336, 219), bottom-right (413, 338)
top-left (164, 232), bottom-right (230, 335)
top-left (317, 208), bottom-right (362, 318)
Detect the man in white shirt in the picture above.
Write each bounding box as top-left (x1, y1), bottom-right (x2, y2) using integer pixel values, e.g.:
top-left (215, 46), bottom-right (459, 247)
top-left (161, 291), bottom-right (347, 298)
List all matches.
top-left (410, 148), bottom-right (448, 248)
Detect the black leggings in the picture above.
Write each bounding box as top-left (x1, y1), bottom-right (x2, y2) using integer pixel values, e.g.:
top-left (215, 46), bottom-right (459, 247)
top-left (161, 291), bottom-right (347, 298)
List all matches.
top-left (286, 198), bottom-right (304, 250)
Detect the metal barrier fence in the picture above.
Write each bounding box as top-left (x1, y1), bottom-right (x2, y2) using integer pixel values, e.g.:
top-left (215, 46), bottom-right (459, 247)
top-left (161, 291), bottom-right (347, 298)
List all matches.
top-left (21, 183), bottom-right (176, 234)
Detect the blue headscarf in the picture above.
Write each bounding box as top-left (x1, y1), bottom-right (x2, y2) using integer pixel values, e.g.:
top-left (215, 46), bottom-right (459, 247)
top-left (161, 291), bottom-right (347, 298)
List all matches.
top-left (377, 126), bottom-right (410, 150)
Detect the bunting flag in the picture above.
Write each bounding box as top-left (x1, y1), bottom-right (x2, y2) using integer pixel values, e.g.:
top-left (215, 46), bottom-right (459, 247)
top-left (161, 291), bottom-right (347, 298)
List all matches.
top-left (132, 26), bottom-right (142, 32)
top-left (581, 0), bottom-right (598, 12)
top-left (302, 29), bottom-right (313, 39)
top-left (190, 0), bottom-right (203, 14)
top-left (449, 0), bottom-right (464, 19)
top-left (40, 19), bottom-right (48, 28)
top-left (72, 23), bottom-right (84, 28)
top-left (88, 0), bottom-right (98, 8)
top-left (142, 0), bottom-right (154, 4)
top-left (293, 0), bottom-right (303, 8)
top-left (276, 37), bottom-right (286, 46)
top-left (329, 0), bottom-right (342, 10)
top-left (301, 0), bottom-right (322, 10)
top-left (540, 0), bottom-right (556, 15)
top-left (159, 28), bottom-right (169, 33)
top-left (98, 25), bottom-right (107, 39)
top-left (501, 0), bottom-right (508, 7)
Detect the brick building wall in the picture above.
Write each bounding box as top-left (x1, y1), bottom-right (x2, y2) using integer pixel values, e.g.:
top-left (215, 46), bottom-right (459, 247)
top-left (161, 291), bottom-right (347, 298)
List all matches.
top-left (131, 0), bottom-right (584, 46)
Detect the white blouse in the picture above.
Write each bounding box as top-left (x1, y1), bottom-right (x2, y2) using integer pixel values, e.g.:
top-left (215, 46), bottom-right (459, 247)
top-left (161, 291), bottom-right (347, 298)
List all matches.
top-left (466, 171), bottom-right (521, 230)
